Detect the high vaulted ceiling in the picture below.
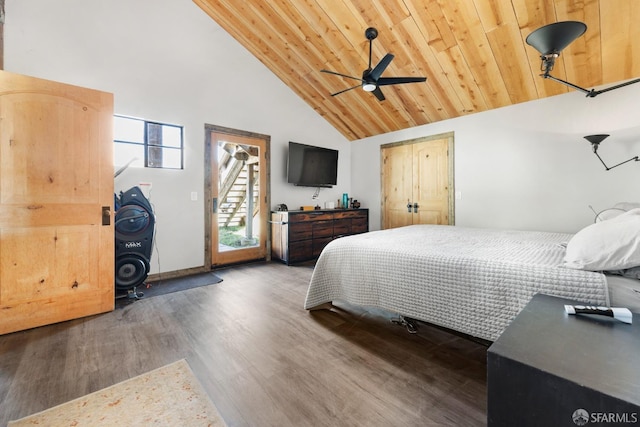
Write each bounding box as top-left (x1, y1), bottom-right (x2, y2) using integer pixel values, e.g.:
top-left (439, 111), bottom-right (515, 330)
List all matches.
top-left (193, 0), bottom-right (640, 141)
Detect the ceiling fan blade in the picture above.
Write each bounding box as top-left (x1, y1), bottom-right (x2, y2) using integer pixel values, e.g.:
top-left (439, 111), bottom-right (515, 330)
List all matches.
top-left (321, 69), bottom-right (363, 82)
top-left (330, 84), bottom-right (361, 97)
top-left (372, 86), bottom-right (386, 101)
top-left (377, 76), bottom-right (427, 86)
top-left (369, 53), bottom-right (394, 81)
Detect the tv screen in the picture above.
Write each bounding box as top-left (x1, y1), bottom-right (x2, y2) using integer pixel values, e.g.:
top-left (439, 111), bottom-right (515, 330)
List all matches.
top-left (287, 141), bottom-right (338, 187)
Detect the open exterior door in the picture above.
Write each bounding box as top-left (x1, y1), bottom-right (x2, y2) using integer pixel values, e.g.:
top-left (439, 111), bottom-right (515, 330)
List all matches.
top-left (205, 125), bottom-right (270, 267)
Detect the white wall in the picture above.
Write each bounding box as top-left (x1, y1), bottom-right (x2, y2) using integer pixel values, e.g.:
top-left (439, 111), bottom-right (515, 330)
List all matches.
top-left (352, 84), bottom-right (640, 233)
top-left (5, 0), bottom-right (350, 274)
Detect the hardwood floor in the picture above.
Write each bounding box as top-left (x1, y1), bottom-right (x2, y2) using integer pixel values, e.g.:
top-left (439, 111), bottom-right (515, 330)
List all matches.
top-left (0, 262), bottom-right (488, 426)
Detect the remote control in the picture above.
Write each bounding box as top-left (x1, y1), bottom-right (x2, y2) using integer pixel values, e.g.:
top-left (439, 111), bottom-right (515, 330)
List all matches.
top-left (564, 305), bottom-right (633, 324)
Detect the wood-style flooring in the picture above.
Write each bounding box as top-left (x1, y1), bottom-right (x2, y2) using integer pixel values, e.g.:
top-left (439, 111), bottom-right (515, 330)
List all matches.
top-left (0, 262), bottom-right (488, 426)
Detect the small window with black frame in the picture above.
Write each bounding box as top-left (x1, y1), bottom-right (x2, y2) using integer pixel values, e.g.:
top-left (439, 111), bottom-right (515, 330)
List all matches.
top-left (114, 115), bottom-right (183, 170)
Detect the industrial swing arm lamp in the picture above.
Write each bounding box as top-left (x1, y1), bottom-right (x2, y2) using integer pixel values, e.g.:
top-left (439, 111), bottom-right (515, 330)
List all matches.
top-left (584, 134), bottom-right (640, 171)
top-left (543, 72), bottom-right (640, 98)
top-left (527, 21), bottom-right (640, 98)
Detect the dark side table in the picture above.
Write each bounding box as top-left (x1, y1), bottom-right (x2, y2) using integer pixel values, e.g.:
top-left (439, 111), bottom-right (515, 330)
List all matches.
top-left (487, 293), bottom-right (640, 427)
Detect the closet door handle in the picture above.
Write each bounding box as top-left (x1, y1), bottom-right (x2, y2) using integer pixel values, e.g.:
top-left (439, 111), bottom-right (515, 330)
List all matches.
top-left (413, 203), bottom-right (419, 213)
top-left (407, 202), bottom-right (412, 213)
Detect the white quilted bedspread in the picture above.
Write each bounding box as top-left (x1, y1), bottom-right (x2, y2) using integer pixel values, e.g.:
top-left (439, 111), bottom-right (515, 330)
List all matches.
top-left (304, 225), bottom-right (609, 341)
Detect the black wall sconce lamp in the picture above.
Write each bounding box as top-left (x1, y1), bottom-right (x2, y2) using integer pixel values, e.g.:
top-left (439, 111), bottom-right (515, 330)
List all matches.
top-left (584, 134), bottom-right (639, 170)
top-left (526, 21), bottom-right (640, 97)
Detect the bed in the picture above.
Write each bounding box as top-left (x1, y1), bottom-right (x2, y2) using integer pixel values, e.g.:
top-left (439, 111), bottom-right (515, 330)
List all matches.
top-left (304, 209), bottom-right (640, 342)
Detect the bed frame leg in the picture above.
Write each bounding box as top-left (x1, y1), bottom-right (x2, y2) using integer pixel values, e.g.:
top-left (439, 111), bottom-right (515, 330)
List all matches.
top-left (391, 315), bottom-right (418, 334)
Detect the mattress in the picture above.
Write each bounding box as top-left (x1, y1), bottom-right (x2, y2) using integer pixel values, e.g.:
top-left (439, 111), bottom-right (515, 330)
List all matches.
top-left (607, 274), bottom-right (640, 313)
top-left (304, 225), bottom-right (612, 341)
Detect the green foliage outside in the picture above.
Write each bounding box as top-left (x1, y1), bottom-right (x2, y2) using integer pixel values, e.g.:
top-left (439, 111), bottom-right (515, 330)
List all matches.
top-left (219, 226), bottom-right (244, 248)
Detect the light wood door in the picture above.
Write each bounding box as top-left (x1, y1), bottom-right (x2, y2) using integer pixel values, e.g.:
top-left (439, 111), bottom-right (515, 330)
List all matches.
top-left (0, 70), bottom-right (114, 335)
top-left (382, 135), bottom-right (453, 229)
top-left (206, 125), bottom-right (269, 267)
top-left (381, 143), bottom-right (414, 228)
top-left (413, 139), bottom-right (450, 225)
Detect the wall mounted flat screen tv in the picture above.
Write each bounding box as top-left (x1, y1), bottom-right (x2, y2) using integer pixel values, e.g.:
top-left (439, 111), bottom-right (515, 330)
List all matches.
top-left (287, 141), bottom-right (338, 188)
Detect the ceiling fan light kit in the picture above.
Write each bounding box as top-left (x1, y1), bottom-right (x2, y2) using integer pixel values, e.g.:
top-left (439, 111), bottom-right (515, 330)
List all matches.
top-left (526, 21), bottom-right (640, 97)
top-left (362, 83), bottom-right (376, 92)
top-left (321, 27), bottom-right (427, 101)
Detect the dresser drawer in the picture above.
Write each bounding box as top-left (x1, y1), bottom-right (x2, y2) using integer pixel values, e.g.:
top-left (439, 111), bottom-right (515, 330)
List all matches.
top-left (333, 218), bottom-right (351, 235)
top-left (289, 240), bottom-right (313, 261)
top-left (288, 222), bottom-right (312, 241)
top-left (312, 237), bottom-right (333, 257)
top-left (333, 210), bottom-right (364, 219)
top-left (312, 220), bottom-right (333, 238)
top-left (351, 217), bottom-right (368, 233)
top-left (291, 212), bottom-right (334, 222)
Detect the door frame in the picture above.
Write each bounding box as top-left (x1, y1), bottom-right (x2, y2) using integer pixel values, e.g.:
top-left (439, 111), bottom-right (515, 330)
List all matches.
top-left (380, 131), bottom-right (455, 228)
top-left (204, 124), bottom-right (271, 268)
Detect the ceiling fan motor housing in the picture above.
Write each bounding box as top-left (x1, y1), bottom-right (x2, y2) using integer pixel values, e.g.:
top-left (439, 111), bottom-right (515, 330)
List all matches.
top-left (365, 27), bottom-right (378, 40)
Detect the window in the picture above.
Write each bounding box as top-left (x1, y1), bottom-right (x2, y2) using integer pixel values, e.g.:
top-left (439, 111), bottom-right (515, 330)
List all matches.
top-left (114, 115), bottom-right (184, 169)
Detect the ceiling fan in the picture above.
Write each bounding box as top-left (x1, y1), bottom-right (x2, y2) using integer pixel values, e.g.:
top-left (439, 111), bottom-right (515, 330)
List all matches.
top-left (321, 27), bottom-right (427, 101)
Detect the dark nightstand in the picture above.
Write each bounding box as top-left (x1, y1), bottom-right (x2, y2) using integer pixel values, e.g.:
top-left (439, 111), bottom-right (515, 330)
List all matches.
top-left (487, 293), bottom-right (640, 427)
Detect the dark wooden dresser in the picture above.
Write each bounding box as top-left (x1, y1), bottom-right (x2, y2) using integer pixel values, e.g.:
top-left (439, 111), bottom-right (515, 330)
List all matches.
top-left (271, 209), bottom-right (368, 265)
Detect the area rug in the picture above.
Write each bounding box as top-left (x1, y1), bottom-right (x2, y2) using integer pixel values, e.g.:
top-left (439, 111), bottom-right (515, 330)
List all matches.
top-left (116, 271), bottom-right (223, 308)
top-left (8, 359), bottom-right (227, 426)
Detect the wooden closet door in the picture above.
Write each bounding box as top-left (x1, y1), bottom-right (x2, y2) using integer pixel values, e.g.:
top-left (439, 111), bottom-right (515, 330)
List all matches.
top-left (413, 138), bottom-right (450, 225)
top-left (381, 144), bottom-right (413, 229)
top-left (381, 136), bottom-right (453, 229)
top-left (0, 70), bottom-right (114, 335)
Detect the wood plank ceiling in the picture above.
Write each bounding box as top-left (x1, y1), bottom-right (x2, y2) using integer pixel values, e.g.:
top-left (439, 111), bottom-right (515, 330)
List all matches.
top-left (193, 0), bottom-right (640, 141)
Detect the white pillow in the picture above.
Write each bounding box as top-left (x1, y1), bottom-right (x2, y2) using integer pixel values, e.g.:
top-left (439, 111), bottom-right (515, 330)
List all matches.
top-left (614, 202), bottom-right (640, 211)
top-left (564, 208), bottom-right (640, 271)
